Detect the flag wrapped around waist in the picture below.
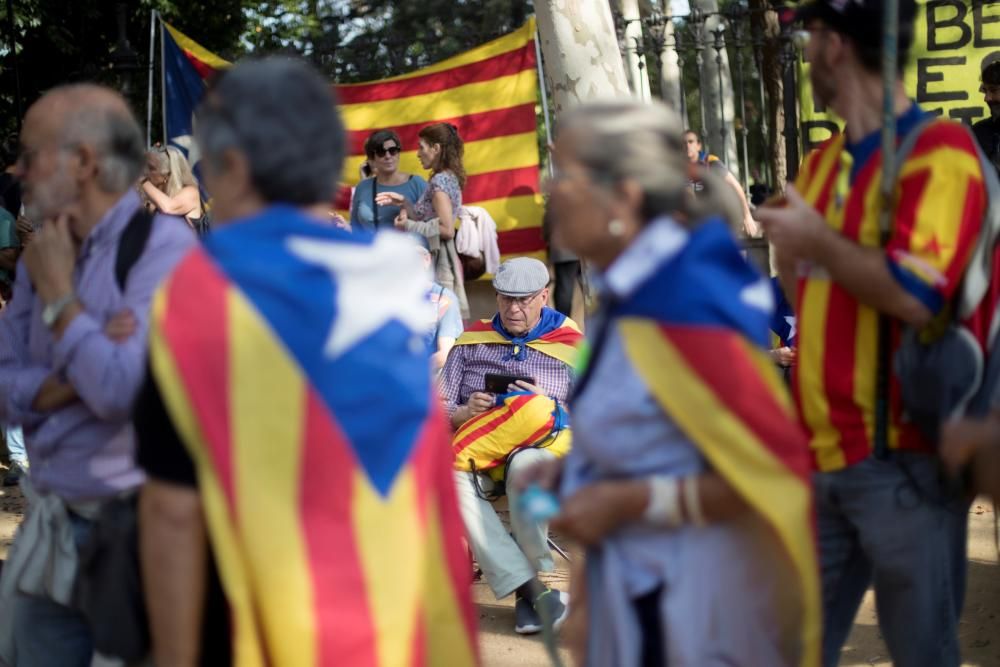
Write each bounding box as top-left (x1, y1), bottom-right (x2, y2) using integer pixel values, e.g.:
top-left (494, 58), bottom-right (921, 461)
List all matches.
top-left (452, 392), bottom-right (571, 473)
top-left (611, 218), bottom-right (819, 667)
top-left (148, 206), bottom-right (477, 666)
top-left (454, 309), bottom-right (583, 366)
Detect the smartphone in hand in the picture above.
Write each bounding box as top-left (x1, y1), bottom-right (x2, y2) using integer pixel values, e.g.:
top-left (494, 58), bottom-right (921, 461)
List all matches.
top-left (484, 373), bottom-right (535, 395)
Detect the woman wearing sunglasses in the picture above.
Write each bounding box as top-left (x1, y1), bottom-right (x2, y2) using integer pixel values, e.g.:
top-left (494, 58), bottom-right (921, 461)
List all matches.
top-left (350, 129), bottom-right (426, 232)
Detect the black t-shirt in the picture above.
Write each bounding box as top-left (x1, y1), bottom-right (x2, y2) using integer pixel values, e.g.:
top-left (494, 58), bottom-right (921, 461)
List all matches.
top-left (973, 116), bottom-right (1000, 176)
top-left (134, 369), bottom-right (232, 666)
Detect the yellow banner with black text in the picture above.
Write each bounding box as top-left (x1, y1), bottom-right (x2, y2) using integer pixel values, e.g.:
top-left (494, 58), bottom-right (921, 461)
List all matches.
top-left (800, 0), bottom-right (1000, 152)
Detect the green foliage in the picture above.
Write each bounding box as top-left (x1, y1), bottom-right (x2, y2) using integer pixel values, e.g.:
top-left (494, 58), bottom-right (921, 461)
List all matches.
top-left (0, 0), bottom-right (539, 151)
top-left (0, 0), bottom-right (246, 146)
top-left (245, 0), bottom-right (532, 83)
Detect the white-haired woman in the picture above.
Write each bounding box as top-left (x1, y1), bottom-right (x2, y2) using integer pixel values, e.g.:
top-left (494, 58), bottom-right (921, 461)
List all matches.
top-left (521, 100), bottom-right (820, 666)
top-left (141, 145), bottom-right (203, 227)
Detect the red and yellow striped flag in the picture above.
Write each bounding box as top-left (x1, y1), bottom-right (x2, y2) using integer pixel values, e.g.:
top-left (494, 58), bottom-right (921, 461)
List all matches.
top-left (335, 20), bottom-right (546, 261)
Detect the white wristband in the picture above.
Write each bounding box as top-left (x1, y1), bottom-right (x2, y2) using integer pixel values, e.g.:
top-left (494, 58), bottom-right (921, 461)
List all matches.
top-left (643, 476), bottom-right (683, 528)
top-left (683, 475), bottom-right (706, 526)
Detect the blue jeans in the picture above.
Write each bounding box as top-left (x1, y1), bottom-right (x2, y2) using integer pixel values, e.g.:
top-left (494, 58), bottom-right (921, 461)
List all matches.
top-left (816, 453), bottom-right (968, 667)
top-left (5, 425), bottom-right (27, 467)
top-left (11, 514), bottom-right (94, 667)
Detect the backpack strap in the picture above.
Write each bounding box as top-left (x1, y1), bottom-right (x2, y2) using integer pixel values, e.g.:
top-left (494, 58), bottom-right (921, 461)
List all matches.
top-left (875, 114), bottom-right (938, 458)
top-left (115, 208), bottom-right (155, 292)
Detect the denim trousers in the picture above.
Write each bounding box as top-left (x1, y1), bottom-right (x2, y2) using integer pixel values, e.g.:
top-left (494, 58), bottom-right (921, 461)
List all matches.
top-left (815, 452), bottom-right (968, 667)
top-left (5, 426), bottom-right (27, 468)
top-left (11, 513), bottom-right (94, 667)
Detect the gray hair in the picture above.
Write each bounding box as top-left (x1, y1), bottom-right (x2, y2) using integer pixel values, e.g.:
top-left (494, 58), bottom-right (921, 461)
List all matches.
top-left (195, 57), bottom-right (345, 205)
top-left (58, 87), bottom-right (145, 193)
top-left (558, 100), bottom-right (740, 227)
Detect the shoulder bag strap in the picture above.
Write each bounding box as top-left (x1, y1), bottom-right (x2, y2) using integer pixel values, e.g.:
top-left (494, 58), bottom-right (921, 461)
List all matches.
top-left (874, 115), bottom-right (937, 458)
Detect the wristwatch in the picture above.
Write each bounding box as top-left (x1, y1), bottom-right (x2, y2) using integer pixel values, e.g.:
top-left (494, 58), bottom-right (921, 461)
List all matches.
top-left (42, 292), bottom-right (77, 329)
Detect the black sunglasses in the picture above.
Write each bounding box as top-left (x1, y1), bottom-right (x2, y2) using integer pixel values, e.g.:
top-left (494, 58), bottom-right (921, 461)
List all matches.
top-left (373, 145), bottom-right (400, 157)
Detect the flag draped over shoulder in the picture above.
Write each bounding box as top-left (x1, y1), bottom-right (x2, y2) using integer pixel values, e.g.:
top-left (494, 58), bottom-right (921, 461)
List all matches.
top-left (335, 19), bottom-right (546, 261)
top-left (147, 208), bottom-right (478, 667)
top-left (612, 219), bottom-right (820, 667)
top-left (453, 309), bottom-right (583, 366)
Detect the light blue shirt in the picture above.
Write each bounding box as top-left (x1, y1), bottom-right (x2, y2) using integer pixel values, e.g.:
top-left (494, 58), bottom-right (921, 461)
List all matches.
top-left (350, 175), bottom-right (427, 232)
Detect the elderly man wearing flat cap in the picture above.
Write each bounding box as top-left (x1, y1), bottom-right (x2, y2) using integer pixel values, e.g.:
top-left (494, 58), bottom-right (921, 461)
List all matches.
top-left (441, 257), bottom-right (583, 635)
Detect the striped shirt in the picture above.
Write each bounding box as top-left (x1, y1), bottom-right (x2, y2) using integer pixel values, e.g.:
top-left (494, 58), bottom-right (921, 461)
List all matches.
top-left (792, 104), bottom-right (986, 472)
top-left (440, 340), bottom-right (574, 422)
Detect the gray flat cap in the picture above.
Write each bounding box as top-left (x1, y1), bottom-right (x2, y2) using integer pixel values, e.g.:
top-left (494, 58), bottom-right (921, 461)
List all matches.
top-left (493, 257), bottom-right (550, 297)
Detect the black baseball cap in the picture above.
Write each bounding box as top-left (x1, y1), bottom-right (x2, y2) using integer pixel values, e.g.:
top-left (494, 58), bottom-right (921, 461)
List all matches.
top-left (795, 0), bottom-right (917, 52)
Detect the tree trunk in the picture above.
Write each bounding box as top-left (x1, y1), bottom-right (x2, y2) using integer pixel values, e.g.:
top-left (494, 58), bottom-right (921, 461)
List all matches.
top-left (694, 0), bottom-right (739, 180)
top-left (534, 0), bottom-right (631, 116)
top-left (618, 0), bottom-right (651, 100)
top-left (657, 0), bottom-right (683, 112)
top-left (749, 0), bottom-right (786, 192)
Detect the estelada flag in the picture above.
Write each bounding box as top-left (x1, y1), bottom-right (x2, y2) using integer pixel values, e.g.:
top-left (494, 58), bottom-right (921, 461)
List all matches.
top-left (606, 218), bottom-right (820, 666)
top-left (453, 309), bottom-right (582, 366)
top-left (148, 207), bottom-right (478, 666)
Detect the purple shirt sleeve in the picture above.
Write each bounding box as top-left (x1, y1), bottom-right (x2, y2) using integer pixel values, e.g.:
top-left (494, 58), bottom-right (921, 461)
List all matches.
top-left (0, 263), bottom-right (49, 428)
top-left (440, 344), bottom-right (467, 420)
top-left (51, 223), bottom-right (195, 421)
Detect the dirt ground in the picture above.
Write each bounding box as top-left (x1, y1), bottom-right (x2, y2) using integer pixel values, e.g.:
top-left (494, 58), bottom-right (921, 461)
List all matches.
top-left (0, 487), bottom-right (996, 666)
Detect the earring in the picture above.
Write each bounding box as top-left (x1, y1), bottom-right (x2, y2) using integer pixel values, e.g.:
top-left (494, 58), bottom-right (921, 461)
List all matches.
top-left (608, 219), bottom-right (626, 237)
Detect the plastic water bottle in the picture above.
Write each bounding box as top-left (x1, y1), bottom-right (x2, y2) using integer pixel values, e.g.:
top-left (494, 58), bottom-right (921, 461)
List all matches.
top-left (519, 484), bottom-right (560, 523)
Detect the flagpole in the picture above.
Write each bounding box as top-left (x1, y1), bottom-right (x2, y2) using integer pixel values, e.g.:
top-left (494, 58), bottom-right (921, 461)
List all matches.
top-left (160, 17), bottom-right (168, 144)
top-left (146, 10), bottom-right (157, 147)
top-left (874, 0), bottom-right (899, 460)
top-left (534, 28), bottom-right (554, 178)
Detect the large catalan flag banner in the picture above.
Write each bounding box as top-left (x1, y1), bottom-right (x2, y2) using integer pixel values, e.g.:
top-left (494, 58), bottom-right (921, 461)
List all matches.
top-left (799, 0), bottom-right (1000, 152)
top-left (610, 218), bottom-right (819, 666)
top-left (148, 207), bottom-right (478, 666)
top-left (336, 19), bottom-right (545, 261)
top-left (160, 18), bottom-right (545, 259)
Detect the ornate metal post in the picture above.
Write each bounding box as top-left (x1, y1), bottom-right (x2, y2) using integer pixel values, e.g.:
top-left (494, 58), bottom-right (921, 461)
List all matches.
top-left (711, 22), bottom-right (727, 165)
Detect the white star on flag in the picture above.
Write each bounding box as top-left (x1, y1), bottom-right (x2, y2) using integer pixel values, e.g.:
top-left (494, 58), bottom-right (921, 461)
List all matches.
top-left (784, 315), bottom-right (797, 341)
top-left (287, 232), bottom-right (432, 358)
top-left (739, 278), bottom-right (775, 314)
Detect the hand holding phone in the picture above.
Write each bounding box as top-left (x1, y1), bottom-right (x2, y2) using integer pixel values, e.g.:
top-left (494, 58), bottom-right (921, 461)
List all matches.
top-left (484, 372), bottom-right (535, 395)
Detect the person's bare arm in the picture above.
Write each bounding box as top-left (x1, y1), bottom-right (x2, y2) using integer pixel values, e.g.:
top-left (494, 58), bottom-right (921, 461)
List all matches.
top-left (451, 392), bottom-right (494, 429)
top-left (432, 191), bottom-right (455, 241)
top-left (140, 479), bottom-right (207, 667)
top-left (724, 171), bottom-right (760, 237)
top-left (552, 472), bottom-right (749, 546)
top-left (141, 182), bottom-right (200, 218)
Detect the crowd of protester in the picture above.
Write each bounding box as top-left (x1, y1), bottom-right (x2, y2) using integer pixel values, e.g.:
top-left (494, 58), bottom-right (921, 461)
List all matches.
top-left (3, 0), bottom-right (1000, 666)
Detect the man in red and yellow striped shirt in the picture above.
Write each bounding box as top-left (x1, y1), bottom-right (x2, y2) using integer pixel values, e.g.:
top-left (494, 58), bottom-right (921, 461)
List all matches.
top-left (757, 2), bottom-right (983, 665)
